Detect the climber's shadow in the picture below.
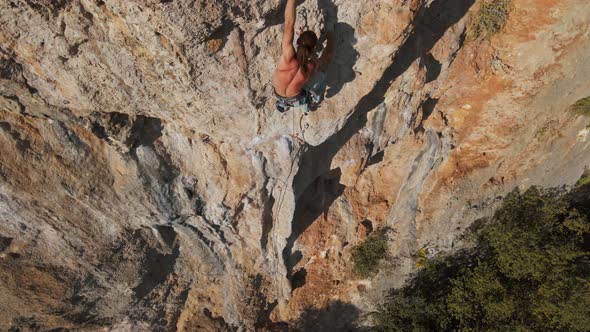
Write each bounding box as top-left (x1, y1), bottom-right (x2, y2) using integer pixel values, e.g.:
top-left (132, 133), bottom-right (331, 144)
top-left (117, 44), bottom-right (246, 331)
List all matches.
top-left (294, 0), bottom-right (476, 195)
top-left (284, 0), bottom-right (475, 280)
top-left (317, 0), bottom-right (359, 99)
top-left (307, 22), bottom-right (358, 113)
top-left (280, 0), bottom-right (475, 294)
top-left (324, 23), bottom-right (358, 98)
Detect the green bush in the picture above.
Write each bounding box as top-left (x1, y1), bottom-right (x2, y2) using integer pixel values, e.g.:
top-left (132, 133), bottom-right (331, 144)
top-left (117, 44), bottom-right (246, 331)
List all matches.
top-left (469, 0), bottom-right (513, 40)
top-left (374, 185), bottom-right (590, 331)
top-left (578, 168), bottom-right (590, 187)
top-left (570, 97), bottom-right (590, 117)
top-left (352, 228), bottom-right (389, 278)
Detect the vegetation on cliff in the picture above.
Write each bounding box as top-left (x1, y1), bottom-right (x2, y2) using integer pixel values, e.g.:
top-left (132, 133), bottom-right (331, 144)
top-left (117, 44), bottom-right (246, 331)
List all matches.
top-left (352, 228), bottom-right (389, 278)
top-left (470, 0), bottom-right (513, 40)
top-left (374, 184), bottom-right (590, 331)
top-left (570, 96), bottom-right (590, 117)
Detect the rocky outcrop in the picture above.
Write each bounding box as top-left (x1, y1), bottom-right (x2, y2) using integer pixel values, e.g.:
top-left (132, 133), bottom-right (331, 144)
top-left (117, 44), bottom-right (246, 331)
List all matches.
top-left (1, 0), bottom-right (589, 330)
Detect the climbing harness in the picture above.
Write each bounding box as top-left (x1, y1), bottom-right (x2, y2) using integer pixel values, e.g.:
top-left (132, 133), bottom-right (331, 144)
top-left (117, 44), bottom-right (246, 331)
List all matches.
top-left (274, 89), bottom-right (310, 114)
top-left (273, 73), bottom-right (325, 115)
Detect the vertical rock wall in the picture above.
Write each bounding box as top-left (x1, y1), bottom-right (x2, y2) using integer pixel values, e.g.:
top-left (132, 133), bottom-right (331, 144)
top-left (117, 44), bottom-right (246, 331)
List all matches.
top-left (1, 0), bottom-right (589, 330)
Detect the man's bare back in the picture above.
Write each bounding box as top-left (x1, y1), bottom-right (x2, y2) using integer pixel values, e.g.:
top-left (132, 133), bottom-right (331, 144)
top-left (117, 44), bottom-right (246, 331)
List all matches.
top-left (272, 0), bottom-right (333, 99)
top-left (273, 57), bottom-right (317, 97)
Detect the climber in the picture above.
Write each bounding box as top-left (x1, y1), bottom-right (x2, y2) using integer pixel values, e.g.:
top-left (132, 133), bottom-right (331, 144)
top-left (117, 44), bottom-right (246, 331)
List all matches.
top-left (272, 0), bottom-right (335, 114)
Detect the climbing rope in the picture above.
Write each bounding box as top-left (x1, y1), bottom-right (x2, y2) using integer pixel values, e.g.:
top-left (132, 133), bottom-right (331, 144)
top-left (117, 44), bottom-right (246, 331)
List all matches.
top-left (292, 105), bottom-right (297, 139)
top-left (272, 109), bottom-right (307, 228)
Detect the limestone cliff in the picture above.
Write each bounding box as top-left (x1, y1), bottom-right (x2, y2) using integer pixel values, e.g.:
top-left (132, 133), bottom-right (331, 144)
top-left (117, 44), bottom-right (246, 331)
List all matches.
top-left (0, 0), bottom-right (589, 330)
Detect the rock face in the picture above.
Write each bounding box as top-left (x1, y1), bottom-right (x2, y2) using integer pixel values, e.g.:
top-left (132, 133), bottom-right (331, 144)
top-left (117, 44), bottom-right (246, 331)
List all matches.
top-left (1, 0), bottom-right (589, 330)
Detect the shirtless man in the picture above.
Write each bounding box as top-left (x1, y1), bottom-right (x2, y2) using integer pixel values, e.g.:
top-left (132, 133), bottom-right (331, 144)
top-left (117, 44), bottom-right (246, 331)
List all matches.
top-left (272, 0), bottom-right (335, 113)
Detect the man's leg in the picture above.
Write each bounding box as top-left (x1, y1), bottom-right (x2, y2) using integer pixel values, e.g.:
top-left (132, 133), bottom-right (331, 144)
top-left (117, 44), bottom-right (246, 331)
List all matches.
top-left (305, 71), bottom-right (328, 105)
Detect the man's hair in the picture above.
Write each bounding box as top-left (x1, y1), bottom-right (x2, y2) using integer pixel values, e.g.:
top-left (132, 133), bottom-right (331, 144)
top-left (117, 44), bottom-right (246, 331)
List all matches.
top-left (296, 31), bottom-right (318, 76)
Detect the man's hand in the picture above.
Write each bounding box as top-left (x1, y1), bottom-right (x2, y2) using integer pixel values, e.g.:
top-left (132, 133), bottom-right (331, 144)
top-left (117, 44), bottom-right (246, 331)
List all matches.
top-left (323, 4), bottom-right (337, 32)
top-left (284, 0), bottom-right (297, 28)
top-left (318, 31), bottom-right (334, 69)
top-left (281, 0), bottom-right (297, 60)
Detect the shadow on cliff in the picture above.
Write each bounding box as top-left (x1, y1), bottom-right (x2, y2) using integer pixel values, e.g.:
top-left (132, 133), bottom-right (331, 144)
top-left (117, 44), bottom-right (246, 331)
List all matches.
top-left (317, 0), bottom-right (359, 99)
top-left (257, 301), bottom-right (368, 332)
top-left (285, 0), bottom-right (475, 289)
top-left (280, 0), bottom-right (359, 282)
top-left (294, 0), bottom-right (476, 197)
top-left (282, 168), bottom-right (345, 286)
top-left (295, 301), bottom-right (368, 332)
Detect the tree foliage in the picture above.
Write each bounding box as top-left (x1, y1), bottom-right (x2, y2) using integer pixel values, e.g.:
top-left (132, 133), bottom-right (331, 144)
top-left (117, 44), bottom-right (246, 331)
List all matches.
top-left (352, 228), bottom-right (389, 278)
top-left (375, 184), bottom-right (590, 331)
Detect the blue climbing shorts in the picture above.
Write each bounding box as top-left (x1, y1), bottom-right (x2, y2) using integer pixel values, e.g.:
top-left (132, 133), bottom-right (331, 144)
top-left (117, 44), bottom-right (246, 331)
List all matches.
top-left (274, 89), bottom-right (309, 113)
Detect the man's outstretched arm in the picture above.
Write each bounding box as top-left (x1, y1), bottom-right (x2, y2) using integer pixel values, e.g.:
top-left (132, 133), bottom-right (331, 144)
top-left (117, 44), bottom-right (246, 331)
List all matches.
top-left (281, 0), bottom-right (297, 60)
top-left (318, 32), bottom-right (334, 69)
